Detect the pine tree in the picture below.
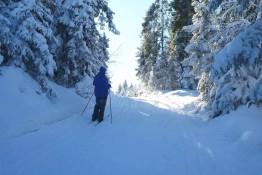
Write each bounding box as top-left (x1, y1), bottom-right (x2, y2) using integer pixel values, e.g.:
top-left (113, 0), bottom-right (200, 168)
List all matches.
top-left (182, 0), bottom-right (214, 91)
top-left (167, 0), bottom-right (194, 89)
top-left (117, 84), bottom-right (123, 95)
top-left (195, 0), bottom-right (262, 116)
top-left (137, 0), bottom-right (169, 90)
top-left (117, 81), bottom-right (139, 97)
top-left (117, 80), bottom-right (129, 96)
top-left (137, 1), bottom-right (160, 88)
top-left (0, 4), bottom-right (10, 66)
top-left (209, 20), bottom-right (262, 117)
top-left (122, 80), bottom-right (128, 95)
top-left (54, 0), bottom-right (117, 87)
top-left (198, 0), bottom-right (261, 100)
top-left (153, 0), bottom-right (170, 90)
top-left (0, 0), bottom-right (58, 97)
top-left (199, 0), bottom-right (262, 100)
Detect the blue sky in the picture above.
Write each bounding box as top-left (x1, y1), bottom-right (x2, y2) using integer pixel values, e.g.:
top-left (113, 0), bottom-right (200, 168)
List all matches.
top-left (107, 0), bottom-right (154, 90)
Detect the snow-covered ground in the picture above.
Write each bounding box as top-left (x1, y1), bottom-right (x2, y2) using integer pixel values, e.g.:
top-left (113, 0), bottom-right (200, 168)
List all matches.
top-left (0, 67), bottom-right (262, 175)
top-left (136, 90), bottom-right (200, 116)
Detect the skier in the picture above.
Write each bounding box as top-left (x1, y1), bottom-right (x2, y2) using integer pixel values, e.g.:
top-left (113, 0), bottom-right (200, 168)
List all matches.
top-left (92, 66), bottom-right (111, 123)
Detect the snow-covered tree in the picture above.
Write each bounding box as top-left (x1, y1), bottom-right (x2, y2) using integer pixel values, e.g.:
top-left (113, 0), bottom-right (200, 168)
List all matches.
top-left (208, 20), bottom-right (262, 117)
top-left (117, 80), bottom-right (140, 97)
top-left (166, 0), bottom-right (194, 89)
top-left (137, 1), bottom-right (160, 88)
top-left (0, 0), bottom-right (58, 97)
top-left (136, 0), bottom-right (262, 117)
top-left (54, 0), bottom-right (117, 87)
top-left (0, 0), bottom-right (118, 98)
top-left (182, 0), bottom-right (214, 91)
top-left (117, 80), bottom-right (129, 96)
top-left (198, 0), bottom-right (262, 100)
top-left (137, 0), bottom-right (170, 90)
top-left (152, 0), bottom-right (170, 90)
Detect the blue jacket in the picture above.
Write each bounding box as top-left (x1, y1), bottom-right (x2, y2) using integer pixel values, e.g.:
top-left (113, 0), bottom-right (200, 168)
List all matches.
top-left (93, 68), bottom-right (110, 98)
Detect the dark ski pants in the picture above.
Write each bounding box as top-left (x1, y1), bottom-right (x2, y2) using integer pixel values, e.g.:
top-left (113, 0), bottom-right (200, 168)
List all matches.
top-left (92, 97), bottom-right (107, 122)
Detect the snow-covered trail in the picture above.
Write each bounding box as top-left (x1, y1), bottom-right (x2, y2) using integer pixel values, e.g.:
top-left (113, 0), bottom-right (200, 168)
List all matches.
top-left (1, 91), bottom-right (262, 175)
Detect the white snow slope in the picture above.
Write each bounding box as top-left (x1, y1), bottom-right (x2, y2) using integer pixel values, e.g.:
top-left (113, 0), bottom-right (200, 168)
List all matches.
top-left (0, 67), bottom-right (262, 175)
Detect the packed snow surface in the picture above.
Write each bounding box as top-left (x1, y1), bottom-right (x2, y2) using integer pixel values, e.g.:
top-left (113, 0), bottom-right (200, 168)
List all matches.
top-left (0, 67), bottom-right (262, 175)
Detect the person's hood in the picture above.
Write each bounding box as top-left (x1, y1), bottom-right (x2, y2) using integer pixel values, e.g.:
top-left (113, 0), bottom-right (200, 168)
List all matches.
top-left (99, 67), bottom-right (106, 74)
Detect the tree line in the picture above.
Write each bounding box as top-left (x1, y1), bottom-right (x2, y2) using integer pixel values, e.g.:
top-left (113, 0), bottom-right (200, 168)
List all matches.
top-left (137, 0), bottom-right (262, 117)
top-left (0, 0), bottom-right (118, 98)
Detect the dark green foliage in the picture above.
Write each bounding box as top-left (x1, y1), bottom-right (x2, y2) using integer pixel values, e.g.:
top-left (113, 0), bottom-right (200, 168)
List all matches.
top-left (167, 0), bottom-right (194, 89)
top-left (169, 0), bottom-right (194, 33)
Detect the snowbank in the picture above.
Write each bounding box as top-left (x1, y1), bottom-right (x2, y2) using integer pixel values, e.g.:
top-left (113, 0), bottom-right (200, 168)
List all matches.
top-left (0, 66), bottom-right (86, 139)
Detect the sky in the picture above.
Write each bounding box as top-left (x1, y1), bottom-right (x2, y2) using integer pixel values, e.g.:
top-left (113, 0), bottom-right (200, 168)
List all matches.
top-left (106, 0), bottom-right (154, 91)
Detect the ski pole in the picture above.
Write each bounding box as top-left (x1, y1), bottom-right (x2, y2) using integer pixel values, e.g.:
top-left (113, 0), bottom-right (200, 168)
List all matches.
top-left (81, 93), bottom-right (94, 116)
top-left (109, 92), bottom-right (113, 124)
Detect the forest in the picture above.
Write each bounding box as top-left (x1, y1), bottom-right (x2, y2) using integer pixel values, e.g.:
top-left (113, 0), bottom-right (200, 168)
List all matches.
top-left (137, 0), bottom-right (262, 117)
top-left (0, 0), bottom-right (261, 117)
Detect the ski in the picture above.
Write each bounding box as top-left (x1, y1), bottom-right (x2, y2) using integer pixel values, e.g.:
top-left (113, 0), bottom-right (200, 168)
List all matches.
top-left (94, 121), bottom-right (103, 126)
top-left (88, 120), bottom-right (103, 126)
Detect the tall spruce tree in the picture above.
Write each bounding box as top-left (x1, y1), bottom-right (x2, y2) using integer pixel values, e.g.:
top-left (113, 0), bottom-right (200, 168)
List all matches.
top-left (202, 0), bottom-right (262, 116)
top-left (198, 0), bottom-right (262, 101)
top-left (137, 1), bottom-right (160, 88)
top-left (153, 0), bottom-right (170, 90)
top-left (182, 0), bottom-right (214, 91)
top-left (167, 0), bottom-right (194, 89)
top-left (0, 0), bottom-right (58, 97)
top-left (54, 0), bottom-right (117, 87)
top-left (208, 20), bottom-right (262, 117)
top-left (137, 0), bottom-right (169, 90)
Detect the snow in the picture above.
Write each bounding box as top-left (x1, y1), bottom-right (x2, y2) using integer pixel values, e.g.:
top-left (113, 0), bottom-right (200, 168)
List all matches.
top-left (207, 20), bottom-right (262, 117)
top-left (0, 67), bottom-right (85, 139)
top-left (1, 67), bottom-right (262, 175)
top-left (213, 20), bottom-right (262, 73)
top-left (136, 90), bottom-right (200, 116)
top-left (63, 0), bottom-right (89, 9)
